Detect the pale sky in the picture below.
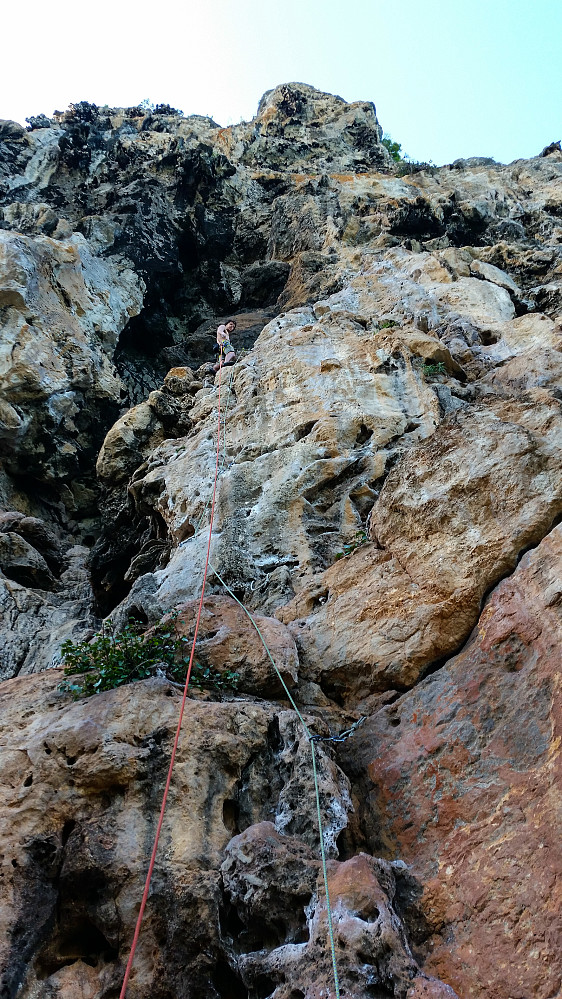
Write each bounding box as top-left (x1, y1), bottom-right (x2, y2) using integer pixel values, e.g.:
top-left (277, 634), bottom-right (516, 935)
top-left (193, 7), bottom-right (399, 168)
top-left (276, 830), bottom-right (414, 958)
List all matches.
top-left (2, 0), bottom-right (560, 165)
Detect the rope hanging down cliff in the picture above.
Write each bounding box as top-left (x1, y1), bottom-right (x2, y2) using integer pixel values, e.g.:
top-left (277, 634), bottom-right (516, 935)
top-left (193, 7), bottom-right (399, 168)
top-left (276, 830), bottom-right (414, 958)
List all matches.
top-left (119, 354), bottom-right (226, 999)
top-left (119, 353), bottom-right (341, 999)
top-left (209, 563), bottom-right (342, 999)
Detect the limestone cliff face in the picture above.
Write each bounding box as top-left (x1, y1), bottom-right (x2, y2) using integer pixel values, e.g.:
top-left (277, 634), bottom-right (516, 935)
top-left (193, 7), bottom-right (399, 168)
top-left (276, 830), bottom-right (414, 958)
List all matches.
top-left (0, 84), bottom-right (561, 999)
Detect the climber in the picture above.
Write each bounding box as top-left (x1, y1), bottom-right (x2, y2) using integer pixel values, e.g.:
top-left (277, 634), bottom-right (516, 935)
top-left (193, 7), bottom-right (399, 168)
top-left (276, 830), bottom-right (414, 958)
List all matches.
top-left (213, 320), bottom-right (236, 371)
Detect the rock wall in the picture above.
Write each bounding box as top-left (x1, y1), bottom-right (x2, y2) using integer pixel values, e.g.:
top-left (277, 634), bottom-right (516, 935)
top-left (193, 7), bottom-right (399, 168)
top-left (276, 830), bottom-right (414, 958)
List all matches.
top-left (0, 83), bottom-right (561, 998)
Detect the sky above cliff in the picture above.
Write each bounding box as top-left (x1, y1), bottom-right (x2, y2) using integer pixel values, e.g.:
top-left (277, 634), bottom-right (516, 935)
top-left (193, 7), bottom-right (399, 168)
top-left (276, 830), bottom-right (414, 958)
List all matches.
top-left (3, 0), bottom-right (560, 165)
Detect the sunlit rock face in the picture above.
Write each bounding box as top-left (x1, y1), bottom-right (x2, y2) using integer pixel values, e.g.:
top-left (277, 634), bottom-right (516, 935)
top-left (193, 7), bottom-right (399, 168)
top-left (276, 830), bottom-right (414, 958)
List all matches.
top-left (1, 85), bottom-right (562, 998)
top-left (0, 228), bottom-right (142, 482)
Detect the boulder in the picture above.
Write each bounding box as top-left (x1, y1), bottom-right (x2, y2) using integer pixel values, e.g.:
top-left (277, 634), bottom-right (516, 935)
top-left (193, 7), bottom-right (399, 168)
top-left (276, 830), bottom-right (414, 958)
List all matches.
top-left (224, 826), bottom-right (437, 999)
top-left (160, 595), bottom-right (299, 697)
top-left (0, 532), bottom-right (55, 589)
top-left (96, 402), bottom-right (160, 485)
top-left (278, 396), bottom-right (562, 697)
top-left (469, 257), bottom-right (521, 294)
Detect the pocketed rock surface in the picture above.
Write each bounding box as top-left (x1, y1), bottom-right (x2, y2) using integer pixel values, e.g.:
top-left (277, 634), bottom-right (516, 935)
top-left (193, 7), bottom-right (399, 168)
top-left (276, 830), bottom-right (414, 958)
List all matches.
top-left (1, 83), bottom-right (561, 997)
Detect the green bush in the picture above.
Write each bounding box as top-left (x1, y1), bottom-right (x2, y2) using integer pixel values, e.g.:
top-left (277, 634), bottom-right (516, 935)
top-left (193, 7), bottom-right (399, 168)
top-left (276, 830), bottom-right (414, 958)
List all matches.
top-left (421, 361), bottom-right (446, 377)
top-left (382, 134), bottom-right (402, 162)
top-left (59, 615), bottom-right (239, 698)
top-left (334, 530), bottom-right (368, 561)
top-left (396, 157), bottom-right (438, 177)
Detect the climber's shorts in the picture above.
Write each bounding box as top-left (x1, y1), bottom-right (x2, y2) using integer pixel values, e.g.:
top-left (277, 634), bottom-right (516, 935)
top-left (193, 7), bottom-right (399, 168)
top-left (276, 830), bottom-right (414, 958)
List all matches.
top-left (221, 341), bottom-right (234, 355)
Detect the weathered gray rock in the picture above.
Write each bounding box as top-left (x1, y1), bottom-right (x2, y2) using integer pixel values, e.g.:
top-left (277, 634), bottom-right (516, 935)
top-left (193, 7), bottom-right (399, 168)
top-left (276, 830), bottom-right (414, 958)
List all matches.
top-left (0, 532), bottom-right (55, 589)
top-left (0, 673), bottom-right (360, 999)
top-left (1, 85), bottom-right (562, 999)
top-left (0, 546), bottom-right (96, 678)
top-left (235, 82), bottom-right (390, 173)
top-left (0, 228), bottom-right (143, 482)
top-left (223, 826), bottom-right (433, 999)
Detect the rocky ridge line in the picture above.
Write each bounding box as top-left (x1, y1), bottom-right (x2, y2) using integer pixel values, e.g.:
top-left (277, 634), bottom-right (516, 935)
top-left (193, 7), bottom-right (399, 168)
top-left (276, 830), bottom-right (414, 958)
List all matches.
top-left (0, 83), bottom-right (561, 999)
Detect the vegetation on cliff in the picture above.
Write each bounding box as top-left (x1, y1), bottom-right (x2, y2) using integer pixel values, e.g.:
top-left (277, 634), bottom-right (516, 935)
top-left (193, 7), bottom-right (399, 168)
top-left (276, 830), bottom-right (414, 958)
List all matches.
top-left (0, 83), bottom-right (561, 999)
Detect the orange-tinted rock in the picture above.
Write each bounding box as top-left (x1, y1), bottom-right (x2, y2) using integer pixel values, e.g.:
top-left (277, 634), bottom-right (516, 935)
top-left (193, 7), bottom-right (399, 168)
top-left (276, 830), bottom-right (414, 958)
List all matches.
top-left (161, 594), bottom-right (299, 696)
top-left (340, 524), bottom-right (562, 999)
top-left (279, 395), bottom-right (562, 698)
top-left (223, 824), bottom-right (458, 998)
top-left (2, 85), bottom-right (562, 999)
top-left (0, 671), bottom-right (354, 998)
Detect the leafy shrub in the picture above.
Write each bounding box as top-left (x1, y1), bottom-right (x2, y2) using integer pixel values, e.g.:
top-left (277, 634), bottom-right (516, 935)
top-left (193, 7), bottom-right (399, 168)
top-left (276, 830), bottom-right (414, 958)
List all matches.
top-left (153, 104), bottom-right (183, 117)
top-left (377, 319), bottom-right (399, 330)
top-left (396, 157), bottom-right (438, 177)
top-left (382, 134), bottom-right (439, 173)
top-left (59, 614), bottom-right (239, 698)
top-left (334, 530), bottom-right (368, 561)
top-left (421, 361), bottom-right (446, 377)
top-left (382, 133), bottom-right (402, 162)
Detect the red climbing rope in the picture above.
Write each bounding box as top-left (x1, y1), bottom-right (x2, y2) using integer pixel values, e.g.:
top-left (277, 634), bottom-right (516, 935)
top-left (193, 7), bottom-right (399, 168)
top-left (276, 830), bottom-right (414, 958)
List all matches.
top-left (119, 357), bottom-right (225, 998)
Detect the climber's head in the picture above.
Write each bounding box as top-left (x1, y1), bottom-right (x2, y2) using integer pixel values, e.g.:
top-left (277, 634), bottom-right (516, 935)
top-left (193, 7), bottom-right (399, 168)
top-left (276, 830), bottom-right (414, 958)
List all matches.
top-left (225, 320), bottom-right (236, 333)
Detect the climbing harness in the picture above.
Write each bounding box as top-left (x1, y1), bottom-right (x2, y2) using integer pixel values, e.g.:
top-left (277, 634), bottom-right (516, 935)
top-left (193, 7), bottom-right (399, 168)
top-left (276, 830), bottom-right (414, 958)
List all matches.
top-left (213, 338), bottom-right (236, 373)
top-left (120, 358), bottom-right (344, 998)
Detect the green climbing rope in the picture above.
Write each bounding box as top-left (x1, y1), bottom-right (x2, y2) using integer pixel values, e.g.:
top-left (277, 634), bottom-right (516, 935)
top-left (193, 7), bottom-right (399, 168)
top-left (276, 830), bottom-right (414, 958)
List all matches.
top-left (311, 738), bottom-right (341, 999)
top-left (186, 366), bottom-right (341, 995)
top-left (208, 563), bottom-right (341, 999)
